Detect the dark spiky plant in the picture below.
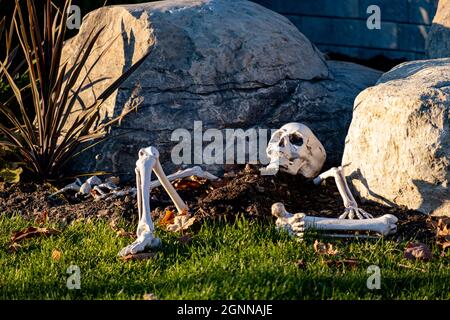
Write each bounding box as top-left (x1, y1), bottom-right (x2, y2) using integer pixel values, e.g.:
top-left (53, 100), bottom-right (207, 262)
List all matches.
top-left (0, 0), bottom-right (149, 181)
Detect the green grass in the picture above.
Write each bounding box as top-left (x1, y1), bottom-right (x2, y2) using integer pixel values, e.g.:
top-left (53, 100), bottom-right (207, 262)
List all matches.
top-left (0, 214), bottom-right (449, 300)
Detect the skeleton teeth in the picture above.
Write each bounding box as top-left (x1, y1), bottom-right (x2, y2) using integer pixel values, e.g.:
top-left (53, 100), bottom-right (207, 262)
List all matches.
top-left (264, 123), bottom-right (326, 178)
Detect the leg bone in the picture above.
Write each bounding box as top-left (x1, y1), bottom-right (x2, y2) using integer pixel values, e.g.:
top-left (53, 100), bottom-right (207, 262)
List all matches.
top-left (118, 148), bottom-right (161, 256)
top-left (149, 166), bottom-right (219, 189)
top-left (313, 166), bottom-right (372, 219)
top-left (146, 147), bottom-right (188, 214)
top-left (272, 203), bottom-right (397, 237)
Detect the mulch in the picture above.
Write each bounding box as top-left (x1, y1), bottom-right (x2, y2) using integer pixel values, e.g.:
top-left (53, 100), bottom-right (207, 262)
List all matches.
top-left (0, 164), bottom-right (438, 242)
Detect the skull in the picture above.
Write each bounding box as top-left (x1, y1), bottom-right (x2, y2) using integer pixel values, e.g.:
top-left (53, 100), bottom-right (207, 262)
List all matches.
top-left (264, 122), bottom-right (326, 178)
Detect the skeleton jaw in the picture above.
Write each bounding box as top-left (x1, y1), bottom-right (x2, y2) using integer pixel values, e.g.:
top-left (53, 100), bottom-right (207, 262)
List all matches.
top-left (261, 157), bottom-right (303, 176)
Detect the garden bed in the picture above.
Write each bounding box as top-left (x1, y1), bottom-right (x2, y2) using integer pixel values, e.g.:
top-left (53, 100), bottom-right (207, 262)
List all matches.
top-left (0, 165), bottom-right (436, 242)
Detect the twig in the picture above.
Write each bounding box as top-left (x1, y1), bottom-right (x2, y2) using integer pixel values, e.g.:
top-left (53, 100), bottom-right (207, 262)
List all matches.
top-left (397, 263), bottom-right (427, 273)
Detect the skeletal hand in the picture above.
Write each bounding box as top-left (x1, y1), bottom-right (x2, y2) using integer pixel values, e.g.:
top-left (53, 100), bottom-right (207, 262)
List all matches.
top-left (276, 214), bottom-right (305, 239)
top-left (339, 206), bottom-right (373, 220)
top-left (313, 166), bottom-right (374, 220)
top-left (271, 203), bottom-right (305, 239)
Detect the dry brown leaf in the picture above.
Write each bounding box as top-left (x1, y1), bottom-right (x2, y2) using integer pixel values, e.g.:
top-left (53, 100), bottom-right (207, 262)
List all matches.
top-left (51, 249), bottom-right (62, 261)
top-left (8, 242), bottom-right (21, 253)
top-left (174, 179), bottom-right (203, 190)
top-left (107, 176), bottom-right (120, 185)
top-left (34, 208), bottom-right (48, 225)
top-left (437, 219), bottom-right (450, 239)
top-left (121, 252), bottom-right (157, 261)
top-left (143, 293), bottom-right (158, 300)
top-left (11, 226), bottom-right (60, 243)
top-left (97, 209), bottom-right (110, 217)
top-left (295, 259), bottom-right (306, 269)
top-left (109, 218), bottom-right (119, 231)
top-left (116, 229), bottom-right (136, 238)
top-left (313, 240), bottom-right (339, 256)
top-left (404, 242), bottom-right (432, 261)
top-left (440, 242), bottom-right (450, 257)
top-left (398, 263), bottom-right (427, 272)
top-left (322, 259), bottom-right (359, 268)
top-left (159, 209), bottom-right (175, 226)
top-left (167, 215), bottom-right (196, 233)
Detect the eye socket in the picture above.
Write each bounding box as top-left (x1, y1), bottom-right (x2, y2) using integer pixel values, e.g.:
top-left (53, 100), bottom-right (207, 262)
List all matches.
top-left (289, 133), bottom-right (303, 145)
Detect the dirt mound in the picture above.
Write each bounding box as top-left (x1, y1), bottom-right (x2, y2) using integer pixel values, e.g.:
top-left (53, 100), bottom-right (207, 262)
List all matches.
top-left (0, 165), bottom-right (435, 241)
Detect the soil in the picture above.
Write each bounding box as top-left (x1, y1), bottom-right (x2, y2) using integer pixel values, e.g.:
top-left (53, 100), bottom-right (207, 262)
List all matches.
top-left (0, 164), bottom-right (437, 242)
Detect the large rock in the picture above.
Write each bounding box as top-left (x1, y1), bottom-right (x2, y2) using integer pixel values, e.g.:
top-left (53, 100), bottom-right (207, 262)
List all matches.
top-left (426, 0), bottom-right (450, 58)
top-left (62, 0), bottom-right (380, 177)
top-left (343, 59), bottom-right (450, 216)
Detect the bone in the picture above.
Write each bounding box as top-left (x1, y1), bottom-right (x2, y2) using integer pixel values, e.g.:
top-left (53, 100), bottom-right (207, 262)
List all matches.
top-left (78, 181), bottom-right (92, 195)
top-left (264, 122), bottom-right (326, 178)
top-left (148, 166), bottom-right (219, 189)
top-left (119, 146), bottom-right (192, 256)
top-left (86, 176), bottom-right (102, 186)
top-left (153, 160), bottom-right (189, 214)
top-left (50, 178), bottom-right (82, 197)
top-left (272, 203), bottom-right (397, 236)
top-left (98, 181), bottom-right (119, 191)
top-left (118, 148), bottom-right (161, 256)
top-left (313, 166), bottom-right (373, 219)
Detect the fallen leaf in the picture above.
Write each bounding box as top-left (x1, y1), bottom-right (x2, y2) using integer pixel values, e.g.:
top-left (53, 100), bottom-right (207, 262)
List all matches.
top-left (106, 176), bottom-right (120, 185)
top-left (167, 215), bottom-right (196, 233)
top-left (8, 242), bottom-right (21, 253)
top-left (294, 259), bottom-right (306, 269)
top-left (116, 229), bottom-right (136, 238)
top-left (0, 167), bottom-right (23, 183)
top-left (51, 249), bottom-right (62, 261)
top-left (313, 240), bottom-right (338, 256)
top-left (440, 242), bottom-right (450, 257)
top-left (97, 209), bottom-right (110, 217)
top-left (398, 263), bottom-right (427, 273)
top-left (11, 226), bottom-right (60, 243)
top-left (174, 179), bottom-right (203, 190)
top-left (437, 219), bottom-right (450, 240)
top-left (404, 242), bottom-right (432, 261)
top-left (322, 259), bottom-right (359, 268)
top-left (109, 218), bottom-right (119, 231)
top-left (121, 252), bottom-right (157, 261)
top-left (143, 293), bottom-right (158, 300)
top-left (34, 208), bottom-right (48, 225)
top-left (436, 219), bottom-right (450, 256)
top-left (159, 209), bottom-right (175, 226)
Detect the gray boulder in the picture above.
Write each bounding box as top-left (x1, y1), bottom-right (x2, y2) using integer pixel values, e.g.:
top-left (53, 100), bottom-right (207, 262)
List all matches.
top-left (62, 0), bottom-right (380, 177)
top-left (426, 0), bottom-right (450, 58)
top-left (343, 59), bottom-right (450, 216)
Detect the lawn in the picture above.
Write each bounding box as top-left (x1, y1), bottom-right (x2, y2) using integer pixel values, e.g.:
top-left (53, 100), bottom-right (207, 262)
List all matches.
top-left (0, 214), bottom-right (449, 300)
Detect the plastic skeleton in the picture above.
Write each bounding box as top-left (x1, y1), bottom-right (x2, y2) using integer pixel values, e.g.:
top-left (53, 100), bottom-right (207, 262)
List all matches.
top-left (271, 203), bottom-right (397, 239)
top-left (118, 147), bottom-right (219, 256)
top-left (50, 166), bottom-right (217, 201)
top-left (262, 122), bottom-right (398, 238)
